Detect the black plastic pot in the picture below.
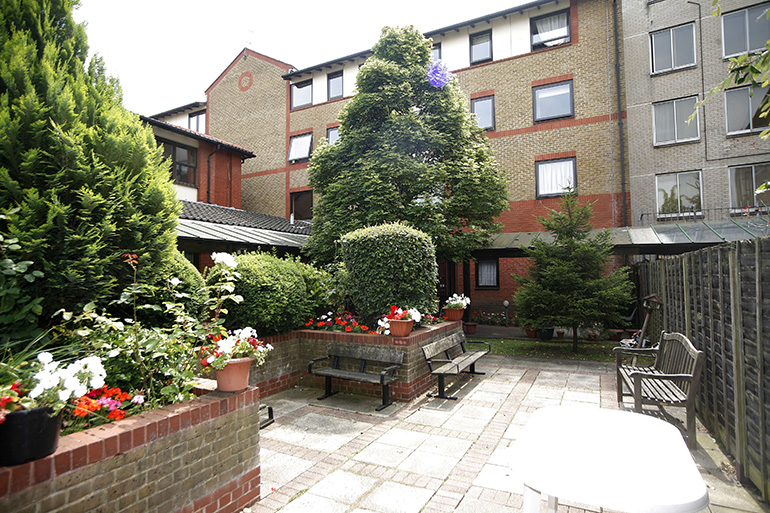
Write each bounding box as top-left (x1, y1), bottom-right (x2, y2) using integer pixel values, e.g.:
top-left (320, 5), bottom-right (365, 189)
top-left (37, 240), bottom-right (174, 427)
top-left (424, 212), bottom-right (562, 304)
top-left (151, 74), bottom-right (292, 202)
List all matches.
top-left (0, 407), bottom-right (62, 466)
top-left (539, 327), bottom-right (555, 341)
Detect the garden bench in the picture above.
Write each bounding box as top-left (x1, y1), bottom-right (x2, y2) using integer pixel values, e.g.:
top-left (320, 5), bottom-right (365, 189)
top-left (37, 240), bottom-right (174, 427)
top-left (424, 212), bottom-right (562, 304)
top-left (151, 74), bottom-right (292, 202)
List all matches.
top-left (614, 331), bottom-right (705, 449)
top-left (308, 343), bottom-right (403, 411)
top-left (422, 331), bottom-right (490, 400)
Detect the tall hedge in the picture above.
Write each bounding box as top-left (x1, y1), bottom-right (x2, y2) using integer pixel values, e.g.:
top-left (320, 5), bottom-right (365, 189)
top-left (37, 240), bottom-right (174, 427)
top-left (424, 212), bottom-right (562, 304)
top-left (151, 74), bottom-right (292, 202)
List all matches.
top-left (341, 222), bottom-right (437, 322)
top-left (223, 252), bottom-right (310, 335)
top-left (0, 0), bottom-right (179, 330)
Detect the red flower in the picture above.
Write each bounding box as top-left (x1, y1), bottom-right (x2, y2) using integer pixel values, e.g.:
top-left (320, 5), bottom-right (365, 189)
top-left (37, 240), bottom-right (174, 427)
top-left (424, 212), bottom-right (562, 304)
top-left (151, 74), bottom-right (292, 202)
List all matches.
top-left (361, 326), bottom-right (369, 331)
top-left (107, 409), bottom-right (127, 421)
top-left (10, 382), bottom-right (20, 393)
top-left (344, 326), bottom-right (352, 332)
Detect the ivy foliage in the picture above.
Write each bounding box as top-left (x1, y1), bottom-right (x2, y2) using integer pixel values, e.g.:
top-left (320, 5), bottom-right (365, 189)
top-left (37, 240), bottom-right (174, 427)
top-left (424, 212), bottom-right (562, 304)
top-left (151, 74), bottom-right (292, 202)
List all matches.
top-left (305, 26), bottom-right (508, 264)
top-left (341, 222), bottom-right (438, 323)
top-left (513, 192), bottom-right (633, 352)
top-left (0, 0), bottom-right (179, 330)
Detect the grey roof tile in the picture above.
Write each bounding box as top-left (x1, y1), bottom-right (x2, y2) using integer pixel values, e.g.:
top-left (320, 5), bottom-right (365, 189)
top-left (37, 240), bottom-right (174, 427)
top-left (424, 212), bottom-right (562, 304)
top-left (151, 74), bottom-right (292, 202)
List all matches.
top-left (180, 201), bottom-right (312, 235)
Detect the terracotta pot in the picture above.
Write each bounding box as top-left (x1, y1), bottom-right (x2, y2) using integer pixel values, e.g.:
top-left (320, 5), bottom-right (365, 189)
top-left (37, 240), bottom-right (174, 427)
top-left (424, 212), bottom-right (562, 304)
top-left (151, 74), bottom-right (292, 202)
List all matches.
top-left (463, 322), bottom-right (477, 335)
top-left (215, 357), bottom-right (255, 393)
top-left (0, 407), bottom-right (62, 466)
top-left (587, 332), bottom-right (598, 341)
top-left (525, 328), bottom-right (539, 338)
top-left (444, 308), bottom-right (464, 321)
top-left (389, 319), bottom-right (414, 337)
top-left (557, 330), bottom-right (566, 339)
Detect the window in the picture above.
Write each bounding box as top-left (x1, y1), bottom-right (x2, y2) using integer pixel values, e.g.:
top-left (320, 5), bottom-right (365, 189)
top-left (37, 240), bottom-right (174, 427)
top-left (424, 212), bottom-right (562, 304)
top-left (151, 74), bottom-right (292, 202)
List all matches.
top-left (531, 9), bottom-right (570, 51)
top-left (725, 85), bottom-right (770, 134)
top-left (722, 3), bottom-right (770, 58)
top-left (729, 164), bottom-right (770, 209)
top-left (288, 133), bottom-right (313, 162)
top-left (160, 139), bottom-right (197, 187)
top-left (653, 97), bottom-right (699, 145)
top-left (291, 190), bottom-right (313, 221)
top-left (432, 43), bottom-right (442, 61)
top-left (470, 30), bottom-right (492, 64)
top-left (533, 81), bottom-right (573, 122)
top-left (471, 96), bottom-right (495, 130)
top-left (475, 259), bottom-right (499, 289)
top-left (328, 71), bottom-right (343, 101)
top-left (536, 157), bottom-right (576, 198)
top-left (188, 110), bottom-right (206, 132)
top-left (651, 24), bottom-right (696, 73)
top-left (656, 171), bottom-right (702, 216)
top-left (327, 126), bottom-right (340, 144)
top-left (291, 80), bottom-right (312, 109)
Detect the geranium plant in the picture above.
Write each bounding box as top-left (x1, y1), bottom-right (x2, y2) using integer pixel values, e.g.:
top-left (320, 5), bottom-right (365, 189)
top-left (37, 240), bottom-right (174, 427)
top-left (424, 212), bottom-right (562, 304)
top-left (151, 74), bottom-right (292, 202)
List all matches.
top-left (445, 293), bottom-right (471, 309)
top-left (197, 327), bottom-right (273, 371)
top-left (304, 311), bottom-right (371, 333)
top-left (64, 385), bottom-right (145, 434)
top-left (0, 352), bottom-right (106, 424)
top-left (376, 305), bottom-right (422, 335)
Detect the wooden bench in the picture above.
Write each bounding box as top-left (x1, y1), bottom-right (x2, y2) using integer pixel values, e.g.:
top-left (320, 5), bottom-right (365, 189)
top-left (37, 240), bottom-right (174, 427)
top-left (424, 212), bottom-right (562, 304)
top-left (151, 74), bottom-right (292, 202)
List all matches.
top-left (614, 331), bottom-right (705, 449)
top-left (308, 343), bottom-right (403, 411)
top-left (422, 331), bottom-right (490, 400)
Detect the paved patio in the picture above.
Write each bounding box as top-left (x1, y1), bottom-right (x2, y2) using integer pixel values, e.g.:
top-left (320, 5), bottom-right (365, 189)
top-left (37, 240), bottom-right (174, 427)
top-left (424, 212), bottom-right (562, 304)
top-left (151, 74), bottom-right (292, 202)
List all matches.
top-left (248, 353), bottom-right (767, 513)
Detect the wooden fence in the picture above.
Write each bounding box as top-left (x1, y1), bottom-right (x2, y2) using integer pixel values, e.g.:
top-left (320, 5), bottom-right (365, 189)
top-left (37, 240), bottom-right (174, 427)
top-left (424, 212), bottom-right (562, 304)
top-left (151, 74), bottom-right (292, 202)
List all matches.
top-left (633, 236), bottom-right (770, 499)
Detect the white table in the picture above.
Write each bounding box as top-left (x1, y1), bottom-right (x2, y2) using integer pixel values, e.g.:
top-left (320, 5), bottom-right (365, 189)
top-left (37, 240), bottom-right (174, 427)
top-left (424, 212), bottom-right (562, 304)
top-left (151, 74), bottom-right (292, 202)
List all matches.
top-left (513, 405), bottom-right (709, 513)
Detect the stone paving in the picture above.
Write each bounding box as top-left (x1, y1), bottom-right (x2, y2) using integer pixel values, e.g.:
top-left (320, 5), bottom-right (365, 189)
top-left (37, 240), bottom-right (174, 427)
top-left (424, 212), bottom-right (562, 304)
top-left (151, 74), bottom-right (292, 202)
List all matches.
top-left (248, 354), bottom-right (768, 513)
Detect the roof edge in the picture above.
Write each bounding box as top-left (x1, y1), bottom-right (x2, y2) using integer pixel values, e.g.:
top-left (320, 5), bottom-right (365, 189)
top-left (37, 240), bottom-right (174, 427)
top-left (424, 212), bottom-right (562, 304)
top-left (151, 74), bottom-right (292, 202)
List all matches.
top-left (206, 48), bottom-right (294, 95)
top-left (140, 116), bottom-right (256, 158)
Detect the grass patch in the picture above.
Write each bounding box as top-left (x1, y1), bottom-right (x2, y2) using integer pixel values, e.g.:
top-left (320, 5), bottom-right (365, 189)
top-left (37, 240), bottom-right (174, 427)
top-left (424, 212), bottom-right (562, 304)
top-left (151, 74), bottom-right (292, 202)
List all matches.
top-left (485, 338), bottom-right (617, 362)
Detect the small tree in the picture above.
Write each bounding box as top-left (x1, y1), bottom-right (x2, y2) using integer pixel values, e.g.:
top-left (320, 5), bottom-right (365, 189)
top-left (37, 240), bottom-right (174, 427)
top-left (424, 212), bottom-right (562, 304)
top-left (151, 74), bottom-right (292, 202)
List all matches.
top-left (514, 192), bottom-right (633, 351)
top-left (305, 26), bottom-right (508, 264)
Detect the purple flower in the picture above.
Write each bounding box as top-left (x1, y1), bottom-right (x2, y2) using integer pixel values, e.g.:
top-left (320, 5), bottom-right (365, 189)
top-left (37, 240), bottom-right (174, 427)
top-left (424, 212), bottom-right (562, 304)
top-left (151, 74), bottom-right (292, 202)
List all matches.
top-left (427, 60), bottom-right (451, 88)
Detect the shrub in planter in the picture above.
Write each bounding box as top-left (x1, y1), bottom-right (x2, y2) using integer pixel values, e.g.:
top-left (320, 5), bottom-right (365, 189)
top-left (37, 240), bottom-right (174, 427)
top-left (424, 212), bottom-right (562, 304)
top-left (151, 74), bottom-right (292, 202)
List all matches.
top-left (341, 222), bottom-right (437, 323)
top-left (223, 252), bottom-right (309, 335)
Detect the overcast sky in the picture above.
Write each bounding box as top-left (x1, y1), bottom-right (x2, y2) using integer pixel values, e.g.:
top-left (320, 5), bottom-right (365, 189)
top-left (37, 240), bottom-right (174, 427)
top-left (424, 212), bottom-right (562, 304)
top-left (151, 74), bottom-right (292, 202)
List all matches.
top-left (72, 1), bottom-right (526, 116)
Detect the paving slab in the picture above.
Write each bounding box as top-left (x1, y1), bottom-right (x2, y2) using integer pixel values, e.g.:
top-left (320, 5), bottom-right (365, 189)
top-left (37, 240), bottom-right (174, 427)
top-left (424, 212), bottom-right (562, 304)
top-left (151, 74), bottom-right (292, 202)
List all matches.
top-left (358, 481), bottom-right (434, 513)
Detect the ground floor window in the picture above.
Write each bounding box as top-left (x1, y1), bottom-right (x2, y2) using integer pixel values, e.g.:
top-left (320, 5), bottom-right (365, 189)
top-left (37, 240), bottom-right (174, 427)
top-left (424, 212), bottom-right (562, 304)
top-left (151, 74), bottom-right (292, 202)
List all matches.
top-left (475, 259), bottom-right (499, 289)
top-left (656, 170), bottom-right (702, 216)
top-left (729, 163), bottom-right (770, 210)
top-left (291, 190), bottom-right (313, 221)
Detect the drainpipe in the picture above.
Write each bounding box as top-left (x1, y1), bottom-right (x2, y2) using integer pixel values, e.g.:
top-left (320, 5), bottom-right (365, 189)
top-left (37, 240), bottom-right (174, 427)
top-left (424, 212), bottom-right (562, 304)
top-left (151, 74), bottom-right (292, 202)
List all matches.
top-left (207, 144), bottom-right (222, 204)
top-left (613, 0), bottom-right (628, 227)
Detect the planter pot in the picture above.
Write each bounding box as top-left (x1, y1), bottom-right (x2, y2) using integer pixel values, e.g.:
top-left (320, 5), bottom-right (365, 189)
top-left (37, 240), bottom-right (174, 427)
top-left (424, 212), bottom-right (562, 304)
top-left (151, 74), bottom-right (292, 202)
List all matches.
top-left (444, 308), bottom-right (465, 321)
top-left (587, 332), bottom-right (598, 341)
top-left (525, 328), bottom-right (539, 338)
top-left (389, 319), bottom-right (414, 337)
top-left (0, 407), bottom-right (63, 466)
top-left (463, 322), bottom-right (477, 335)
top-left (540, 327), bottom-right (555, 341)
top-left (215, 357), bottom-right (255, 393)
top-left (557, 330), bottom-right (566, 339)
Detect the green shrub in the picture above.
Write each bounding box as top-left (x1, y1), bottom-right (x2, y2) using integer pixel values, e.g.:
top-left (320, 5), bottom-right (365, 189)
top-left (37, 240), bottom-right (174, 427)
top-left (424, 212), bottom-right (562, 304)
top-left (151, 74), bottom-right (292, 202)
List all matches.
top-left (223, 252), bottom-right (309, 335)
top-left (287, 256), bottom-right (331, 318)
top-left (341, 222), bottom-right (437, 322)
top-left (146, 250), bottom-right (208, 324)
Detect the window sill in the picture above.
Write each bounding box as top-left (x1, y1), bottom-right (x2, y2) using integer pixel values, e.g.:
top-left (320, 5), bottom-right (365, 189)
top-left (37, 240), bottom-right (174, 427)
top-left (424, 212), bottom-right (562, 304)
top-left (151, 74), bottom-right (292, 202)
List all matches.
top-left (650, 64), bottom-right (698, 76)
top-left (174, 182), bottom-right (197, 188)
top-left (475, 286), bottom-right (500, 291)
top-left (726, 130), bottom-right (767, 138)
top-left (534, 114), bottom-right (575, 124)
top-left (653, 138), bottom-right (701, 147)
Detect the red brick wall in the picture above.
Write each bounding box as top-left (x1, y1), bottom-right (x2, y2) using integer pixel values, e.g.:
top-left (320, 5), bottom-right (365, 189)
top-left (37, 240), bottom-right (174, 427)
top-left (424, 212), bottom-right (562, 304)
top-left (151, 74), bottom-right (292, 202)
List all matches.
top-left (196, 141), bottom-right (243, 209)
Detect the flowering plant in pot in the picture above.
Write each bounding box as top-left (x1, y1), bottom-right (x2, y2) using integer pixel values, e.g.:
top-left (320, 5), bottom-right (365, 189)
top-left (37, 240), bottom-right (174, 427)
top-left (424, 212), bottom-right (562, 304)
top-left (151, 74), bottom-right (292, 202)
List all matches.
top-left (376, 305), bottom-right (422, 336)
top-left (0, 352), bottom-right (107, 465)
top-left (197, 326), bottom-right (273, 392)
top-left (443, 294), bottom-right (470, 321)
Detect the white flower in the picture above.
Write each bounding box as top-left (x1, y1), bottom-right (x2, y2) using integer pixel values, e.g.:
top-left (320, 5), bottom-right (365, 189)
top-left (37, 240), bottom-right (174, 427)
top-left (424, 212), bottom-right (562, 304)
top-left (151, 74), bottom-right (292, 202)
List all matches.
top-left (409, 308), bottom-right (422, 323)
top-left (212, 252), bottom-right (238, 268)
top-left (265, 344), bottom-right (274, 351)
top-left (131, 395), bottom-right (145, 405)
top-left (218, 336), bottom-right (237, 355)
top-left (169, 277), bottom-right (181, 286)
top-left (385, 330), bottom-right (390, 335)
top-left (37, 352), bottom-right (53, 364)
top-left (29, 384), bottom-right (45, 399)
top-left (236, 327), bottom-right (258, 339)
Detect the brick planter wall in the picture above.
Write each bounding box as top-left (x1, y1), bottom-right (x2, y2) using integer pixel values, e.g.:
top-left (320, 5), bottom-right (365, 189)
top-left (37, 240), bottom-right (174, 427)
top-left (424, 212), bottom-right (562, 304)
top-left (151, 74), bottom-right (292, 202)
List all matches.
top-left (0, 388), bottom-right (262, 513)
top-left (251, 322), bottom-right (463, 403)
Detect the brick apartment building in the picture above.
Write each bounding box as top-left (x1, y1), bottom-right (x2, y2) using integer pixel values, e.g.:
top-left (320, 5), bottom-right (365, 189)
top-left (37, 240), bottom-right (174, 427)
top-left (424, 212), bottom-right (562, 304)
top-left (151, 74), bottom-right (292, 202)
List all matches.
top-left (205, 0), bottom-right (629, 312)
top-left (621, 0), bottom-right (770, 226)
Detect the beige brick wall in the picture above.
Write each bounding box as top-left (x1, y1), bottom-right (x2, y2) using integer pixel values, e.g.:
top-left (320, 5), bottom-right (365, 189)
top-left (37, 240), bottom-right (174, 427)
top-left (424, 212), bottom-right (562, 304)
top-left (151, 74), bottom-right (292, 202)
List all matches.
top-left (243, 172), bottom-right (285, 218)
top-left (622, 0), bottom-right (770, 223)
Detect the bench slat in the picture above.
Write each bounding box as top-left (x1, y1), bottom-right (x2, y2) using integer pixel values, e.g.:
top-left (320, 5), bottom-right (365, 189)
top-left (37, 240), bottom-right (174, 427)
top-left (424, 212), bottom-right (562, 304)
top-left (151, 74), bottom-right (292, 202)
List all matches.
top-left (312, 367), bottom-right (397, 385)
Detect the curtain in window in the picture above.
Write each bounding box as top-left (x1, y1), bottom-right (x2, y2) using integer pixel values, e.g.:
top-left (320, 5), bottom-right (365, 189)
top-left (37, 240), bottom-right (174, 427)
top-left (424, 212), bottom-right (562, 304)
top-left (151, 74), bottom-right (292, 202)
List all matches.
top-left (534, 13), bottom-right (569, 46)
top-left (537, 160), bottom-right (574, 196)
top-left (730, 166), bottom-right (755, 208)
top-left (477, 260), bottom-right (497, 287)
top-left (654, 102), bottom-right (675, 143)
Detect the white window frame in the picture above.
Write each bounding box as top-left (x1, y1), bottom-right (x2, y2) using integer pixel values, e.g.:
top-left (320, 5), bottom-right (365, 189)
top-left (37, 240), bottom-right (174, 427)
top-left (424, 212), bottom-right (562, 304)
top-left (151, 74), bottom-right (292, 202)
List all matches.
top-left (471, 96), bottom-right (495, 130)
top-left (650, 23), bottom-right (696, 74)
top-left (722, 3), bottom-right (770, 58)
top-left (655, 170), bottom-right (702, 217)
top-left (327, 71), bottom-right (343, 101)
top-left (725, 85), bottom-right (770, 135)
top-left (652, 97), bottom-right (700, 145)
top-left (326, 126), bottom-right (339, 144)
top-left (291, 80), bottom-right (312, 109)
top-left (533, 80), bottom-right (574, 122)
top-left (288, 133), bottom-right (313, 162)
top-left (536, 157), bottom-right (576, 198)
top-left (728, 163), bottom-right (770, 211)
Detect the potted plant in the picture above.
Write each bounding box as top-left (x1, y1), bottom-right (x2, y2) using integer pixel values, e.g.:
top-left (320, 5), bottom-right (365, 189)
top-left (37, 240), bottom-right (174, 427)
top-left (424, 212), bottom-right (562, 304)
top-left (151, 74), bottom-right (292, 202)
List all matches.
top-left (0, 352), bottom-right (107, 466)
top-left (198, 327), bottom-right (273, 392)
top-left (443, 293), bottom-right (470, 321)
top-left (376, 305), bottom-right (422, 337)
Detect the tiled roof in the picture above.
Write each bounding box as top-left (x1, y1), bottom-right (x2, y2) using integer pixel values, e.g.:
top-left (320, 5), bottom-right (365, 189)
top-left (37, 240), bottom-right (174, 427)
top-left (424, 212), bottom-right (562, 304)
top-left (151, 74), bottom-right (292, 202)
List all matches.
top-left (140, 116), bottom-right (255, 158)
top-left (177, 218), bottom-right (308, 249)
top-left (180, 201), bottom-right (312, 236)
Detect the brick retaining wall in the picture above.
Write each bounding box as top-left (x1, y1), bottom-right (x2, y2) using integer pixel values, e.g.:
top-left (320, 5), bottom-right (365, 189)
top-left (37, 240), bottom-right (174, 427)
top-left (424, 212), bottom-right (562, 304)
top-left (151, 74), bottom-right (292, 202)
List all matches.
top-left (0, 388), bottom-right (262, 513)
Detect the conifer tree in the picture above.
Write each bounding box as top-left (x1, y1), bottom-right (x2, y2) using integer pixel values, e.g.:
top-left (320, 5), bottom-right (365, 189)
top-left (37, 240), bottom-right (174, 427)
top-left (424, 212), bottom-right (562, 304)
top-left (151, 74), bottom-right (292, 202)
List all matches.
top-left (305, 26), bottom-right (508, 264)
top-left (0, 0), bottom-right (179, 329)
top-left (514, 192), bottom-right (633, 352)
